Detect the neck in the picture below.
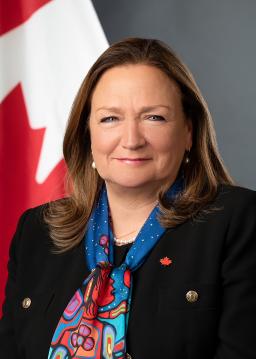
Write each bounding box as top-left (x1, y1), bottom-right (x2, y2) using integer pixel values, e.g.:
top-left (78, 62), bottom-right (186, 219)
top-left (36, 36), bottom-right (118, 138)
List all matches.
top-left (106, 182), bottom-right (159, 209)
top-left (105, 182), bottom-right (160, 241)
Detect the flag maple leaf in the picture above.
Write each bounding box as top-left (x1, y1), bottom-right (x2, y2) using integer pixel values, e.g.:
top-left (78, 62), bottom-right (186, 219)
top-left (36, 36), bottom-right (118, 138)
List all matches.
top-left (0, 0), bottom-right (52, 36)
top-left (0, 0), bottom-right (107, 320)
top-left (0, 84), bottom-right (67, 314)
top-left (160, 256), bottom-right (172, 266)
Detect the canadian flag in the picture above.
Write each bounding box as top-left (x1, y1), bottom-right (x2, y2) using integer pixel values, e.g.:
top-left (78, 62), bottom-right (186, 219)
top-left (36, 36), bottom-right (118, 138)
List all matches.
top-left (0, 0), bottom-right (108, 314)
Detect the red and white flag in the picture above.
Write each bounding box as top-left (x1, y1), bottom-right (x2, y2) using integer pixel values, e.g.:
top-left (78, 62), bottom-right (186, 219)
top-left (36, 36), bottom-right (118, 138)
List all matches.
top-left (0, 0), bottom-right (108, 314)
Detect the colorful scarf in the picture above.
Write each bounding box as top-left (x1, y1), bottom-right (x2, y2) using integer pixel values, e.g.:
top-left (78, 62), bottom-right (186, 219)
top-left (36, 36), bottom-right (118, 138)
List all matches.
top-left (48, 178), bottom-right (183, 358)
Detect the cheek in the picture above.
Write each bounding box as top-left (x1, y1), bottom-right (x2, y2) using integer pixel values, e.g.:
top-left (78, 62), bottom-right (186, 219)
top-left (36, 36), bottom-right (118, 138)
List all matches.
top-left (90, 130), bottom-right (117, 158)
top-left (149, 126), bottom-right (185, 154)
top-left (148, 126), bottom-right (186, 170)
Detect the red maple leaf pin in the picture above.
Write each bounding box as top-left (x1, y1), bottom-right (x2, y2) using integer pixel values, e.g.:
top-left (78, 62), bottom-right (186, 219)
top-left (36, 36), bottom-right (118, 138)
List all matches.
top-left (160, 256), bottom-right (172, 266)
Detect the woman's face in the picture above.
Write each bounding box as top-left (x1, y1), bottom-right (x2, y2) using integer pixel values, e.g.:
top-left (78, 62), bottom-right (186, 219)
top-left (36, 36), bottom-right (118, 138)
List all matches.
top-left (89, 64), bottom-right (192, 191)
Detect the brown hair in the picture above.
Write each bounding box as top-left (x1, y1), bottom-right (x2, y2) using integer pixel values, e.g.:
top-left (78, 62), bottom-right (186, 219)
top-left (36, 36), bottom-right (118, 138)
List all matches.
top-left (43, 37), bottom-right (234, 252)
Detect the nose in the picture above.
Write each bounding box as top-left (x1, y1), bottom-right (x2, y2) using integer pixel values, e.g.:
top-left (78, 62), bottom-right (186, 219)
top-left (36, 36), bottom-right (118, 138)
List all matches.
top-left (121, 119), bottom-right (146, 150)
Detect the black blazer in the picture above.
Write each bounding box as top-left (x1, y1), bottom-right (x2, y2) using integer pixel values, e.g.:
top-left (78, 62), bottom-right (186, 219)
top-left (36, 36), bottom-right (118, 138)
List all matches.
top-left (1, 184), bottom-right (256, 359)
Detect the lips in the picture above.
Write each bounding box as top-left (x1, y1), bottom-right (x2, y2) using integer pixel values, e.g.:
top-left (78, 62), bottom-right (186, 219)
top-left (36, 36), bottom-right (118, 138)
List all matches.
top-left (114, 157), bottom-right (151, 165)
top-left (117, 158), bottom-right (150, 161)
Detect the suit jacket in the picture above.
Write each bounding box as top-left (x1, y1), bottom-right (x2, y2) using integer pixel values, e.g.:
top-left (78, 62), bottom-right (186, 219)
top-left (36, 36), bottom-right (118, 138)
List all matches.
top-left (1, 184), bottom-right (256, 359)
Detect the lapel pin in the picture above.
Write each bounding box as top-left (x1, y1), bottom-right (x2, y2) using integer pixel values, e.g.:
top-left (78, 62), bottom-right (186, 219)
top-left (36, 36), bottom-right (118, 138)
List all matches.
top-left (160, 256), bottom-right (172, 266)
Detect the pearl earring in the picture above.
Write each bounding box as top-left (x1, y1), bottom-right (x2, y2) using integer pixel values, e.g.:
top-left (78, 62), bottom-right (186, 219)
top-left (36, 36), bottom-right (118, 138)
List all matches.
top-left (92, 161), bottom-right (96, 169)
top-left (185, 149), bottom-right (190, 164)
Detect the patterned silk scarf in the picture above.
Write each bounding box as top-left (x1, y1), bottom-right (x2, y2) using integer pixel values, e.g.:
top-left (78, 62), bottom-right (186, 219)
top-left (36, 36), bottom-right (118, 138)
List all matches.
top-left (48, 178), bottom-right (183, 359)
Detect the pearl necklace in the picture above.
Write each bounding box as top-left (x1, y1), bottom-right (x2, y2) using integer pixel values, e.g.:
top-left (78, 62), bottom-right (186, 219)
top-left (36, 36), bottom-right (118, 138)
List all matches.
top-left (113, 236), bottom-right (136, 246)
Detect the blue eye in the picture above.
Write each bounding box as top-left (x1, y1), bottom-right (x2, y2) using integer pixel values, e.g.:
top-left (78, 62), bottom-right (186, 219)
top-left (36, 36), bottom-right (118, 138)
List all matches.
top-left (148, 115), bottom-right (165, 121)
top-left (100, 116), bottom-right (118, 123)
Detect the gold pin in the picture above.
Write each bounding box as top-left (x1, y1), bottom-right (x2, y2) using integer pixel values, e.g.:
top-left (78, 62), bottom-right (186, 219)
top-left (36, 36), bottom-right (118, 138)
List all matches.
top-left (22, 297), bottom-right (32, 309)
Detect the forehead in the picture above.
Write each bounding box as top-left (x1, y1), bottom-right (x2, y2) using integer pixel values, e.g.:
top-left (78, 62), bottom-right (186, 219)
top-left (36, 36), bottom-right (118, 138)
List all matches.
top-left (90, 64), bottom-right (182, 110)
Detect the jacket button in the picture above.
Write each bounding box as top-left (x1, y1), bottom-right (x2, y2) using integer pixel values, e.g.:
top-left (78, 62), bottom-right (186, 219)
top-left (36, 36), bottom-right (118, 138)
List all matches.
top-left (22, 297), bottom-right (32, 309)
top-left (186, 290), bottom-right (198, 303)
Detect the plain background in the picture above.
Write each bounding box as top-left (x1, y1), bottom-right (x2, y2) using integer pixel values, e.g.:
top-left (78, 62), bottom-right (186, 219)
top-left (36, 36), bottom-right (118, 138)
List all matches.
top-left (92, 0), bottom-right (256, 190)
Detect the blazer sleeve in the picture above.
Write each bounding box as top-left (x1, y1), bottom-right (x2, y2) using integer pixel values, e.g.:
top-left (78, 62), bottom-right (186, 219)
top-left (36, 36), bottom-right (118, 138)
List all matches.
top-left (214, 191), bottom-right (256, 359)
top-left (0, 209), bottom-right (31, 359)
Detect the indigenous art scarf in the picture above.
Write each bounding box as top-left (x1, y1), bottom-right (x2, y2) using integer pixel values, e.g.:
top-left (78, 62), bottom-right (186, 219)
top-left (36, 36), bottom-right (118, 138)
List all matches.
top-left (48, 178), bottom-right (183, 358)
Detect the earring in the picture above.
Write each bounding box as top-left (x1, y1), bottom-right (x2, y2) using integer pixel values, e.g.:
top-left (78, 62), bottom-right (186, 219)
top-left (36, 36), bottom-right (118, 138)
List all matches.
top-left (185, 149), bottom-right (190, 164)
top-left (92, 161), bottom-right (96, 169)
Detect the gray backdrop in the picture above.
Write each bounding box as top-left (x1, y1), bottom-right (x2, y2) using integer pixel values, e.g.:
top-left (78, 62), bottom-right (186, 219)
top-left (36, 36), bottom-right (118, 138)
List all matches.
top-left (92, 0), bottom-right (256, 190)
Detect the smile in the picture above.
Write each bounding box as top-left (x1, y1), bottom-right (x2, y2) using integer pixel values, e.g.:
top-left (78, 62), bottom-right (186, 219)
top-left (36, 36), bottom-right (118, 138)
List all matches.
top-left (115, 158), bottom-right (151, 165)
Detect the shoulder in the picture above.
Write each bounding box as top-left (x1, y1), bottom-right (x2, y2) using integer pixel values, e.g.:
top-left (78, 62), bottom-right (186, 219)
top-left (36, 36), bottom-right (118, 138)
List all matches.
top-left (177, 184), bottom-right (256, 240)
top-left (211, 184), bottom-right (256, 248)
top-left (20, 197), bottom-right (69, 230)
top-left (198, 183), bottom-right (256, 218)
top-left (217, 183), bottom-right (256, 206)
top-left (13, 198), bottom-right (70, 257)
top-left (212, 183), bottom-right (256, 223)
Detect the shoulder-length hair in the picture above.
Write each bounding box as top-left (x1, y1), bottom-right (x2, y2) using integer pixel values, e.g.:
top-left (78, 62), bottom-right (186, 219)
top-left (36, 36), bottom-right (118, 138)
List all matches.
top-left (43, 37), bottom-right (234, 252)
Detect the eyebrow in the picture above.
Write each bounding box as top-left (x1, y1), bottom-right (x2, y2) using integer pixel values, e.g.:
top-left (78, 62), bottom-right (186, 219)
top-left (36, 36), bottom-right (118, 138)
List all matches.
top-left (95, 105), bottom-right (173, 114)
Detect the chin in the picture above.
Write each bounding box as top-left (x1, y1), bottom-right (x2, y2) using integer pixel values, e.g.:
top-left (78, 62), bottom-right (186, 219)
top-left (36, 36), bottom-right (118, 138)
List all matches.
top-left (105, 176), bottom-right (156, 190)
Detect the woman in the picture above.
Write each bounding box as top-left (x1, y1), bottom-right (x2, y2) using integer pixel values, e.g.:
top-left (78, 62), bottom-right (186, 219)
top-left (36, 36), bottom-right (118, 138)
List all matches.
top-left (1, 37), bottom-right (255, 359)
